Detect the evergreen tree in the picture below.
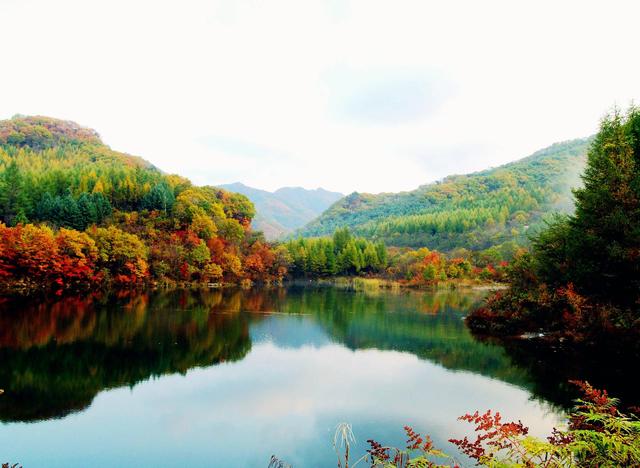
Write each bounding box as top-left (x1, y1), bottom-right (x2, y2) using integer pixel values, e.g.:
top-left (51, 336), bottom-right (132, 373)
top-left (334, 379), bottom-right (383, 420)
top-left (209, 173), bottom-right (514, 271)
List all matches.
top-left (333, 227), bottom-right (352, 254)
top-left (363, 243), bottom-right (380, 271)
top-left (77, 192), bottom-right (98, 227)
top-left (35, 192), bottom-right (55, 221)
top-left (324, 242), bottom-right (337, 275)
top-left (92, 192), bottom-right (112, 221)
top-left (0, 159), bottom-right (25, 224)
top-left (309, 243), bottom-right (327, 276)
top-left (141, 182), bottom-right (175, 213)
top-left (339, 241), bottom-right (361, 274)
top-left (60, 191), bottom-right (83, 230)
top-left (570, 107), bottom-right (640, 303)
top-left (533, 106), bottom-right (640, 307)
top-left (375, 241), bottom-right (388, 268)
top-left (12, 209), bottom-right (28, 226)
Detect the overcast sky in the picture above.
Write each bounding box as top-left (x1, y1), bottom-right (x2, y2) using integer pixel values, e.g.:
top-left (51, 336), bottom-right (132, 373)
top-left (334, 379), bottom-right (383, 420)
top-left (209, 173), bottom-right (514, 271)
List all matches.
top-left (1, 0), bottom-right (639, 194)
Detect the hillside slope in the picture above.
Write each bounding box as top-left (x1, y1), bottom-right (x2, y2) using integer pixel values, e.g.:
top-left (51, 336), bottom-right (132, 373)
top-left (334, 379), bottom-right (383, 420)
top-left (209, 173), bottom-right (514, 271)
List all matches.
top-left (299, 138), bottom-right (592, 252)
top-left (219, 182), bottom-right (342, 239)
top-left (0, 115), bottom-right (293, 293)
top-left (0, 115), bottom-right (254, 226)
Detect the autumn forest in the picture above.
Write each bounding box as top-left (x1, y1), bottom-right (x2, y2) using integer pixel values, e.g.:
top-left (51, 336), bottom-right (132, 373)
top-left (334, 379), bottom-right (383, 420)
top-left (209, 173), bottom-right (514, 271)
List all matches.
top-left (1, 109), bottom-right (640, 467)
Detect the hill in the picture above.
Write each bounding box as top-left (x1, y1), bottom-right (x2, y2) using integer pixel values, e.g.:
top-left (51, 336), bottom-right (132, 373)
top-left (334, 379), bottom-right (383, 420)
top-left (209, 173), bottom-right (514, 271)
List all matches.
top-left (298, 138), bottom-right (592, 253)
top-left (0, 115), bottom-right (289, 293)
top-left (219, 182), bottom-right (342, 239)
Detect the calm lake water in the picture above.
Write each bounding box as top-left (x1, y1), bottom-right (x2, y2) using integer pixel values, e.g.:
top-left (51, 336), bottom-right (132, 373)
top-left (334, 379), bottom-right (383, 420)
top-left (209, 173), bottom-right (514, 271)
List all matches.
top-left (0, 286), bottom-right (633, 467)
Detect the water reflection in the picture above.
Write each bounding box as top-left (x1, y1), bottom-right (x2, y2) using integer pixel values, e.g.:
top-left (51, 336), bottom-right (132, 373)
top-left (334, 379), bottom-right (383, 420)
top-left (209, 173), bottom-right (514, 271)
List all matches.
top-left (0, 287), bottom-right (630, 466)
top-left (0, 291), bottom-right (252, 422)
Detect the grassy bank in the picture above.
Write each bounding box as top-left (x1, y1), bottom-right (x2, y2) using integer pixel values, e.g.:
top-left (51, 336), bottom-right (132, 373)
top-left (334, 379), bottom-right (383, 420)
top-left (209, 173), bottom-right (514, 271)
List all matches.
top-left (293, 276), bottom-right (506, 293)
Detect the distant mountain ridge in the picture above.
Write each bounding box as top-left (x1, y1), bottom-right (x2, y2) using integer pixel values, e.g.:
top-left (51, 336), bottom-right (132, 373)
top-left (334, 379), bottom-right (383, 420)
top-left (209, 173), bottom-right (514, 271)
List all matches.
top-left (219, 182), bottom-right (343, 239)
top-left (297, 138), bottom-right (593, 253)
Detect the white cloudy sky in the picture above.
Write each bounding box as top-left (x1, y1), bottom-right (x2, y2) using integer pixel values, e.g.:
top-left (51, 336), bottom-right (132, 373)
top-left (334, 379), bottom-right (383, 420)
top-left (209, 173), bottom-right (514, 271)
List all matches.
top-left (1, 0), bottom-right (639, 194)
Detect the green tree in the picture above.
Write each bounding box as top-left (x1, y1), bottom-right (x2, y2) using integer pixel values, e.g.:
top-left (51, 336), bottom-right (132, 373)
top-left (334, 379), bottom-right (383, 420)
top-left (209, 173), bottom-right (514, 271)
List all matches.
top-left (324, 242), bottom-right (337, 275)
top-left (534, 106), bottom-right (640, 307)
top-left (0, 159), bottom-right (25, 224)
top-left (141, 182), bottom-right (175, 213)
top-left (423, 264), bottom-right (437, 282)
top-left (60, 191), bottom-right (83, 230)
top-left (333, 227), bottom-right (352, 254)
top-left (363, 242), bottom-right (380, 270)
top-left (338, 240), bottom-right (361, 274)
top-left (77, 192), bottom-right (98, 227)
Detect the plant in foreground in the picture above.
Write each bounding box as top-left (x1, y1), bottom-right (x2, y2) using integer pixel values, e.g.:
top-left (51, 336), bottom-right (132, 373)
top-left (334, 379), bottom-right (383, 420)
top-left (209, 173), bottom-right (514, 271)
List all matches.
top-left (367, 426), bottom-right (455, 467)
top-left (270, 381), bottom-right (640, 467)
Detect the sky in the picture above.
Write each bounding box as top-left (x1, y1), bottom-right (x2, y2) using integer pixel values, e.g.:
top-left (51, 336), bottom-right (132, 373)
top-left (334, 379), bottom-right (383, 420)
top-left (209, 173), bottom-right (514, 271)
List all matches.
top-left (1, 0), bottom-right (639, 194)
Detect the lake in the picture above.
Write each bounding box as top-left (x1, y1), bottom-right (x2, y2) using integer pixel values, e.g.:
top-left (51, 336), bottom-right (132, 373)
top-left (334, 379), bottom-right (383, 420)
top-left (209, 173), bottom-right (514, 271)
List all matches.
top-left (0, 286), bottom-right (632, 467)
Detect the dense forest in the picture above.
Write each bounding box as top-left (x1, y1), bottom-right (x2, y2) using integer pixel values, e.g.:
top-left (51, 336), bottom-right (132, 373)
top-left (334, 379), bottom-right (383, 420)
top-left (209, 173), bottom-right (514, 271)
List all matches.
top-left (0, 116), bottom-right (509, 295)
top-left (468, 107), bottom-right (640, 344)
top-left (0, 116), bottom-right (289, 293)
top-left (299, 138), bottom-right (591, 255)
top-left (284, 227), bottom-right (506, 284)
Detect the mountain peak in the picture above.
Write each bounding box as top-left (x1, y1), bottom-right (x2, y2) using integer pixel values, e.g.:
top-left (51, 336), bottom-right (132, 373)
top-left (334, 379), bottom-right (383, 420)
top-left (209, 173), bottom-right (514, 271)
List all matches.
top-left (298, 137), bottom-right (592, 250)
top-left (219, 183), bottom-right (343, 240)
top-left (0, 115), bottom-right (103, 150)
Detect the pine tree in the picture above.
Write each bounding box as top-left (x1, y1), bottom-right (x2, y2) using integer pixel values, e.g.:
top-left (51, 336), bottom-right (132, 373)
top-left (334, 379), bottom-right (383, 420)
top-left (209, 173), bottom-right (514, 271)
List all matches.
top-left (534, 106), bottom-right (640, 306)
top-left (339, 241), bottom-right (361, 274)
top-left (60, 191), bottom-right (83, 230)
top-left (77, 192), bottom-right (98, 227)
top-left (333, 227), bottom-right (352, 254)
top-left (363, 243), bottom-right (380, 271)
top-left (375, 242), bottom-right (388, 268)
top-left (12, 209), bottom-right (28, 226)
top-left (141, 182), bottom-right (175, 213)
top-left (570, 107), bottom-right (640, 302)
top-left (92, 192), bottom-right (112, 221)
top-left (324, 242), bottom-right (337, 275)
top-left (309, 243), bottom-right (327, 276)
top-left (0, 159), bottom-right (25, 224)
top-left (35, 192), bottom-right (55, 221)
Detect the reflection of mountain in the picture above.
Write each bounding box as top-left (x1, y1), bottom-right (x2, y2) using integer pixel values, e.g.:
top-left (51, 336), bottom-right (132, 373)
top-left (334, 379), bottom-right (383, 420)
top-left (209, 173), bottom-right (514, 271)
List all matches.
top-left (1, 287), bottom-right (633, 423)
top-left (0, 291), bottom-right (253, 422)
top-left (262, 287), bottom-right (533, 388)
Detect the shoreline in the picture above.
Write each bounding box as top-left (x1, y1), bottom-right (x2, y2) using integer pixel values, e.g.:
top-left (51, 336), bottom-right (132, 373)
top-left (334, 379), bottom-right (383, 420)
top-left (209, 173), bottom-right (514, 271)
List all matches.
top-left (0, 276), bottom-right (506, 299)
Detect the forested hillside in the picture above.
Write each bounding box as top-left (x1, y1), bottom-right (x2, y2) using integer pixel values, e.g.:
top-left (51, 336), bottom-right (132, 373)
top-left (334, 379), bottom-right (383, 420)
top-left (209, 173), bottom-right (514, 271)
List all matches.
top-left (468, 107), bottom-right (640, 343)
top-left (220, 182), bottom-right (342, 239)
top-left (299, 138), bottom-right (591, 253)
top-left (0, 115), bottom-right (289, 293)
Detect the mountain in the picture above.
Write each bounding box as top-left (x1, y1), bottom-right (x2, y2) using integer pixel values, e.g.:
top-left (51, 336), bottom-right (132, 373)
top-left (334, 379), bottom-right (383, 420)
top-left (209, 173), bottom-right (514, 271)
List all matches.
top-left (219, 182), bottom-right (342, 240)
top-left (0, 115), bottom-right (293, 293)
top-left (298, 138), bottom-right (592, 253)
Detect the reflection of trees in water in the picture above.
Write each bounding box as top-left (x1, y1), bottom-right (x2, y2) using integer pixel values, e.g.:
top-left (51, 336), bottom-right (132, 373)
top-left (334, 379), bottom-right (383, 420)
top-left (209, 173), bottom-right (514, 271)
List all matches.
top-left (0, 290), bottom-right (254, 422)
top-left (2, 287), bottom-right (628, 423)
top-left (473, 335), bottom-right (640, 410)
top-left (275, 287), bottom-right (535, 391)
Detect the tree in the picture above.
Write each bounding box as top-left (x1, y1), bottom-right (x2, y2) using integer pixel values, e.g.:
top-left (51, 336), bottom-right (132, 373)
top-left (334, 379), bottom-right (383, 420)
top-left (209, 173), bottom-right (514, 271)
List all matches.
top-left (533, 106), bottom-right (640, 307)
top-left (338, 241), bottom-right (361, 274)
top-left (363, 243), bottom-right (380, 271)
top-left (88, 226), bottom-right (148, 283)
top-left (141, 182), bottom-right (175, 213)
top-left (0, 159), bottom-right (25, 224)
top-left (77, 192), bottom-right (98, 227)
top-left (333, 227), bottom-right (352, 253)
top-left (569, 106), bottom-right (640, 304)
top-left (423, 264), bottom-right (437, 282)
top-left (59, 191), bottom-right (83, 230)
